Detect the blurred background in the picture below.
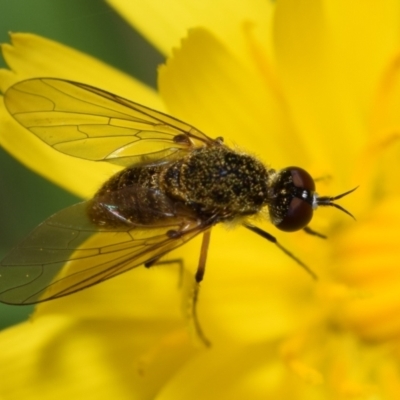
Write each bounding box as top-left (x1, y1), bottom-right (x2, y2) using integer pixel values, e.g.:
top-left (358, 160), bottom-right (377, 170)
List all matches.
top-left (0, 0), bottom-right (164, 329)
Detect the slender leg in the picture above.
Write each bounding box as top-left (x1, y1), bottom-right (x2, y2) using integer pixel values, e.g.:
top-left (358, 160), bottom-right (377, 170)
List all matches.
top-left (145, 258), bottom-right (185, 287)
top-left (195, 229), bottom-right (212, 283)
top-left (191, 230), bottom-right (212, 347)
top-left (191, 281), bottom-right (211, 347)
top-left (147, 231), bottom-right (212, 346)
top-left (243, 223), bottom-right (317, 280)
top-left (145, 256), bottom-right (165, 268)
top-left (303, 226), bottom-right (327, 239)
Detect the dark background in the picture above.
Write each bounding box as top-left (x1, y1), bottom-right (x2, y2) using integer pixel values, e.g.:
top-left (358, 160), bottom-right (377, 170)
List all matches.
top-left (0, 0), bottom-right (164, 328)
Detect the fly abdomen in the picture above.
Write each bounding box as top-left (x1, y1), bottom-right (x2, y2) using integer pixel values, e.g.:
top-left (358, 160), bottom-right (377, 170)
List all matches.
top-left (87, 165), bottom-right (177, 228)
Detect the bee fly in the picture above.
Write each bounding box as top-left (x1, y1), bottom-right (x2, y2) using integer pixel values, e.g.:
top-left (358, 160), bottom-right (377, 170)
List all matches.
top-left (0, 78), bottom-right (356, 311)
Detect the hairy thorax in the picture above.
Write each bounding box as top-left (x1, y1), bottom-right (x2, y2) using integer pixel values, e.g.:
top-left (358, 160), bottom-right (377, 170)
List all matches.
top-left (162, 147), bottom-right (270, 217)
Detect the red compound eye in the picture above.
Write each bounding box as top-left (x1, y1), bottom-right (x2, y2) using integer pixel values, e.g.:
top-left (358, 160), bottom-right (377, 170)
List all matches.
top-left (273, 167), bottom-right (316, 232)
top-left (290, 167), bottom-right (315, 193)
top-left (276, 196), bottom-right (313, 231)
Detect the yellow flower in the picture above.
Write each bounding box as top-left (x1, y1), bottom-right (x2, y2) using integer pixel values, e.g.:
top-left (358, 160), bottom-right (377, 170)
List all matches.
top-left (1, 1), bottom-right (400, 399)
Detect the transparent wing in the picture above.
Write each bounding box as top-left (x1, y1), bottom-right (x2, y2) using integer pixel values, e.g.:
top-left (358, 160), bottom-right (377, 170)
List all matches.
top-left (4, 78), bottom-right (217, 167)
top-left (0, 201), bottom-right (208, 305)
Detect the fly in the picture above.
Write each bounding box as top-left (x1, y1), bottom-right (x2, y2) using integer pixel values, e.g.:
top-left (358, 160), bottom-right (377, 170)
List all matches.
top-left (0, 78), bottom-right (356, 307)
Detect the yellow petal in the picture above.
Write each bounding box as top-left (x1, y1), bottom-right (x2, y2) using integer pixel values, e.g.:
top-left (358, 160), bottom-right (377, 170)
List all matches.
top-left (363, 49), bottom-right (400, 198)
top-left (107, 0), bottom-right (274, 63)
top-left (274, 0), bottom-right (382, 181)
top-left (324, 0), bottom-right (400, 122)
top-left (335, 197), bottom-right (400, 341)
top-left (0, 313), bottom-right (196, 400)
top-left (371, 51), bottom-right (400, 137)
top-left (0, 266), bottom-right (199, 399)
top-left (158, 28), bottom-right (308, 168)
top-left (156, 342), bottom-right (285, 399)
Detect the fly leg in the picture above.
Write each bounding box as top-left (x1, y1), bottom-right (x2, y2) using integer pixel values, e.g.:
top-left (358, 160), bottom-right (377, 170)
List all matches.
top-left (303, 226), bottom-right (327, 239)
top-left (190, 229), bottom-right (212, 347)
top-left (144, 257), bottom-right (185, 287)
top-left (195, 229), bottom-right (212, 283)
top-left (243, 223), bottom-right (317, 280)
top-left (143, 229), bottom-right (212, 347)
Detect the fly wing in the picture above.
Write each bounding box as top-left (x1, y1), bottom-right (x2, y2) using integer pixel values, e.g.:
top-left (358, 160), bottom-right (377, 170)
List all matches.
top-left (4, 78), bottom-right (218, 167)
top-left (0, 201), bottom-right (208, 305)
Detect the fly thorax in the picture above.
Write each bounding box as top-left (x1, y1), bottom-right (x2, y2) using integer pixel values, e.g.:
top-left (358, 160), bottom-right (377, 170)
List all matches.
top-left (164, 146), bottom-right (269, 216)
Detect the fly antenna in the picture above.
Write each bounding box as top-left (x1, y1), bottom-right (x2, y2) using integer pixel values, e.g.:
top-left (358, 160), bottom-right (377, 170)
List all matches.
top-left (316, 186), bottom-right (358, 220)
